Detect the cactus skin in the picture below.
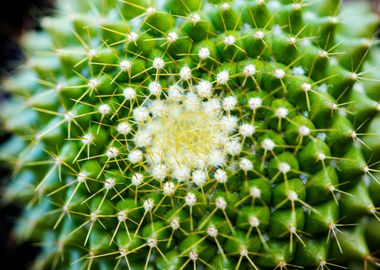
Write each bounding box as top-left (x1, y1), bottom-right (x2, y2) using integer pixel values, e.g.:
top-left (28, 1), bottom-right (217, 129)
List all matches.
top-left (1, 0), bottom-right (380, 269)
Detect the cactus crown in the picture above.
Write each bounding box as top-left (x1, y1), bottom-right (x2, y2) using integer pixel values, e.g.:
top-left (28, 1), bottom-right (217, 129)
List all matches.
top-left (2, 0), bottom-right (380, 269)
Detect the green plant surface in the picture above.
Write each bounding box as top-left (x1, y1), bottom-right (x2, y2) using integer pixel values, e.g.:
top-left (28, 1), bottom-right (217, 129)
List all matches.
top-left (1, 0), bottom-right (380, 269)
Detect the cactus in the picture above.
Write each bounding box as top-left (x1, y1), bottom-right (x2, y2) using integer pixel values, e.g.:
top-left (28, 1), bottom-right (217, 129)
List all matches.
top-left (2, 0), bottom-right (380, 269)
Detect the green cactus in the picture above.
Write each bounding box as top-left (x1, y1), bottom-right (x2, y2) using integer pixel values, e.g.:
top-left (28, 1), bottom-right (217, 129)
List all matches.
top-left (2, 0), bottom-right (380, 269)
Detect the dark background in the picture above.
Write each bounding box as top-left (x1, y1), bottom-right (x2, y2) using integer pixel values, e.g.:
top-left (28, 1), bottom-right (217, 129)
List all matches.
top-left (0, 0), bottom-right (53, 73)
top-left (0, 0), bottom-right (377, 269)
top-left (0, 1), bottom-right (53, 268)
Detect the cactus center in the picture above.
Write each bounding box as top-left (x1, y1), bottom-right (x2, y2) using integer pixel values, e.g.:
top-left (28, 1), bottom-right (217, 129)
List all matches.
top-left (132, 89), bottom-right (239, 180)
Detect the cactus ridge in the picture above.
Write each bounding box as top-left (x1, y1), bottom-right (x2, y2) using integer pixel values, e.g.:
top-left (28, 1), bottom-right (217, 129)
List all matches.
top-left (1, 0), bottom-right (380, 269)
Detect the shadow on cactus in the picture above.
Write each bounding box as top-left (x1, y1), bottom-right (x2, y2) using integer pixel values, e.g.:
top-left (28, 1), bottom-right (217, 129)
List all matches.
top-left (1, 0), bottom-right (380, 269)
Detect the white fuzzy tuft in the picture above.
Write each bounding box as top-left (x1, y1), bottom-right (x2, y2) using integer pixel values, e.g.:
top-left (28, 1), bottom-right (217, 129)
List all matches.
top-left (207, 226), bottom-right (218, 237)
top-left (189, 251), bottom-right (198, 261)
top-left (250, 187), bottom-right (261, 198)
top-left (131, 173), bottom-right (144, 186)
top-left (146, 7), bottom-right (155, 15)
top-left (298, 125), bottom-right (310, 136)
top-left (120, 60), bottom-right (132, 71)
top-left (77, 172), bottom-right (88, 183)
top-left (225, 139), bottom-right (242, 156)
top-left (248, 97), bottom-right (262, 110)
top-left (198, 47), bottom-right (210, 59)
top-left (104, 178), bottom-right (115, 190)
top-left (221, 115), bottom-right (238, 134)
top-left (64, 112), bottom-right (75, 122)
top-left (330, 16), bottom-right (338, 24)
top-left (90, 212), bottom-right (97, 222)
top-left (185, 192), bottom-right (197, 206)
top-left (168, 84), bottom-right (183, 100)
top-left (289, 226), bottom-right (297, 233)
top-left (223, 96), bottom-right (238, 111)
top-left (167, 32), bottom-right (178, 43)
top-left (249, 216), bottom-right (260, 227)
top-left (150, 100), bottom-right (165, 117)
top-left (320, 50), bottom-right (329, 58)
top-left (216, 70), bottom-right (229, 85)
top-left (239, 123), bottom-right (255, 137)
top-left (133, 107), bottom-right (149, 122)
top-left (189, 13), bottom-right (201, 23)
top-left (203, 98), bottom-right (221, 114)
top-left (147, 237), bottom-right (157, 248)
top-left (152, 57), bottom-right (165, 70)
top-left (254, 31), bottom-right (265, 39)
top-left (117, 122), bottom-right (131, 135)
top-left (148, 81), bottom-right (162, 96)
top-left (82, 134), bottom-right (93, 145)
top-left (128, 150), bottom-right (143, 164)
top-left (351, 72), bottom-right (359, 81)
top-left (316, 152), bottom-right (326, 161)
top-left (170, 218), bottom-right (180, 230)
top-left (117, 210), bottom-right (127, 222)
top-left (240, 247), bottom-right (248, 257)
top-left (274, 69), bottom-right (286, 79)
top-left (143, 199), bottom-right (154, 211)
top-left (196, 80), bottom-right (213, 98)
top-left (288, 191), bottom-right (298, 201)
top-left (106, 147), bottom-right (119, 158)
top-left (244, 64), bottom-right (256, 76)
top-left (239, 158), bottom-right (253, 171)
top-left (87, 49), bottom-right (97, 58)
top-left (98, 104), bottom-right (111, 115)
top-left (208, 150), bottom-right (226, 167)
top-left (301, 83), bottom-right (312, 92)
top-left (327, 184), bottom-right (335, 192)
top-left (146, 237), bottom-right (157, 248)
top-left (163, 181), bottom-right (176, 196)
top-left (221, 2), bottom-right (231, 10)
top-left (288, 36), bottom-right (296, 45)
top-left (172, 166), bottom-right (191, 182)
top-left (123, 87), bottom-right (136, 100)
top-left (293, 3), bottom-right (302, 10)
top-left (55, 83), bottom-right (63, 92)
top-left (275, 107), bottom-right (288, 118)
top-left (192, 170), bottom-right (207, 186)
top-left (152, 164), bottom-right (168, 180)
top-left (224, 35), bottom-right (236, 45)
top-left (179, 66), bottom-right (192, 81)
top-left (126, 32), bottom-right (138, 43)
top-left (261, 138), bottom-right (275, 151)
top-left (215, 197), bottom-right (227, 209)
top-left (278, 162), bottom-right (291, 174)
top-left (134, 130), bottom-right (152, 147)
top-left (214, 169), bottom-right (227, 183)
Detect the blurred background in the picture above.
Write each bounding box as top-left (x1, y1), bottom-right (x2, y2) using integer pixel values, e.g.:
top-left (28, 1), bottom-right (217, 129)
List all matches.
top-left (0, 1), bottom-right (53, 268)
top-left (0, 0), bottom-right (378, 269)
top-left (0, 0), bottom-right (54, 73)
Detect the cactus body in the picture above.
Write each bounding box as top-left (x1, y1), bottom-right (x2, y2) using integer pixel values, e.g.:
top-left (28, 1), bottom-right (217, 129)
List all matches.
top-left (1, 0), bottom-right (380, 269)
